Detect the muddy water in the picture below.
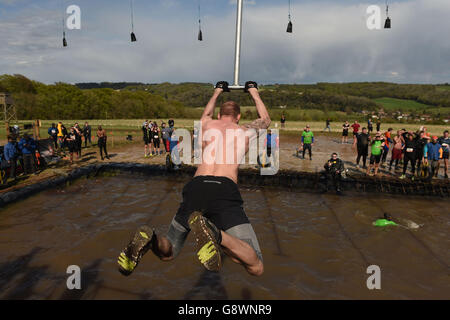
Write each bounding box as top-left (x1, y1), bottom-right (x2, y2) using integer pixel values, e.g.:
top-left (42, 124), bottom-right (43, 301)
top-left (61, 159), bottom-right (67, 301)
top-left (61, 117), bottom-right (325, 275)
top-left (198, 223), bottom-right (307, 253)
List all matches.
top-left (0, 174), bottom-right (449, 300)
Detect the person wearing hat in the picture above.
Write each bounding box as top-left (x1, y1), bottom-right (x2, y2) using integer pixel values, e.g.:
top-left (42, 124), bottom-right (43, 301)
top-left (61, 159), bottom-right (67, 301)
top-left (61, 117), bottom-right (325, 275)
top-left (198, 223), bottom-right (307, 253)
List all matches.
top-left (18, 133), bottom-right (37, 174)
top-left (324, 152), bottom-right (345, 194)
top-left (367, 132), bottom-right (385, 176)
top-left (424, 136), bottom-right (443, 179)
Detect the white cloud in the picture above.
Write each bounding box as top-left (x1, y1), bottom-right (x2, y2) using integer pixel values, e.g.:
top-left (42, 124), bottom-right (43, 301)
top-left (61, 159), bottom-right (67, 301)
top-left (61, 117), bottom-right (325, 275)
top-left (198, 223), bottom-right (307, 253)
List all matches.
top-left (0, 0), bottom-right (449, 84)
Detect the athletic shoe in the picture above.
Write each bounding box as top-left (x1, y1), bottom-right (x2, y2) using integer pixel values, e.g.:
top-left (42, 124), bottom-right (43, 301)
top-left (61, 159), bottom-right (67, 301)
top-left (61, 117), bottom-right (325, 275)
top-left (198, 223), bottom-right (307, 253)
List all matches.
top-left (411, 176), bottom-right (415, 181)
top-left (188, 211), bottom-right (222, 272)
top-left (118, 226), bottom-right (154, 276)
top-left (356, 164), bottom-right (360, 169)
top-left (399, 174), bottom-right (406, 179)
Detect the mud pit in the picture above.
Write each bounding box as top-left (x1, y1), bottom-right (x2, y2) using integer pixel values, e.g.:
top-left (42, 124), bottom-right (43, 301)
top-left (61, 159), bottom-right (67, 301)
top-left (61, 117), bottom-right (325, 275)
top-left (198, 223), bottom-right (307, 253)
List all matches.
top-left (1, 174), bottom-right (449, 300)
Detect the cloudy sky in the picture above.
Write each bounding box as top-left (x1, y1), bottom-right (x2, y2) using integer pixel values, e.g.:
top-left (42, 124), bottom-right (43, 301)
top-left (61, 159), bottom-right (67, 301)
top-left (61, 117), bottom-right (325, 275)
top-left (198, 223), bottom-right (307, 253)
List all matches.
top-left (0, 0), bottom-right (449, 84)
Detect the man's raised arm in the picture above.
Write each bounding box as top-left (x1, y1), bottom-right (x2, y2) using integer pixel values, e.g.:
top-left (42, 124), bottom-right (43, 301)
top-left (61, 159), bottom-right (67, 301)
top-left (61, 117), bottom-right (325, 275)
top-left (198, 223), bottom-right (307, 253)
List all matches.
top-left (201, 81), bottom-right (230, 121)
top-left (243, 82), bottom-right (271, 130)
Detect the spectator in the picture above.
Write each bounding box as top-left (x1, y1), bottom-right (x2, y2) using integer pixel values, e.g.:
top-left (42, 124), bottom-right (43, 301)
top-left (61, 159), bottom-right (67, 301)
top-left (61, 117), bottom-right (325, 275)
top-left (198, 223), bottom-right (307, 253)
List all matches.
top-left (48, 123), bottom-right (58, 150)
top-left (18, 133), bottom-right (37, 174)
top-left (151, 122), bottom-right (161, 156)
top-left (97, 126), bottom-right (110, 160)
top-left (400, 133), bottom-right (417, 180)
top-left (351, 121), bottom-right (361, 142)
top-left (281, 114), bottom-right (286, 129)
top-left (342, 121), bottom-right (350, 144)
top-left (367, 132), bottom-right (384, 176)
top-left (438, 130), bottom-right (449, 179)
top-left (74, 123), bottom-right (82, 157)
top-left (66, 127), bottom-right (78, 164)
top-left (367, 119), bottom-right (373, 133)
top-left (354, 127), bottom-right (370, 169)
top-left (3, 135), bottom-right (18, 181)
top-left (424, 136), bottom-right (442, 180)
top-left (83, 122), bottom-right (92, 148)
top-left (389, 131), bottom-right (404, 171)
top-left (299, 125), bottom-right (314, 160)
top-left (323, 118), bottom-right (331, 132)
top-left (161, 122), bottom-right (172, 153)
top-left (324, 152), bottom-right (345, 194)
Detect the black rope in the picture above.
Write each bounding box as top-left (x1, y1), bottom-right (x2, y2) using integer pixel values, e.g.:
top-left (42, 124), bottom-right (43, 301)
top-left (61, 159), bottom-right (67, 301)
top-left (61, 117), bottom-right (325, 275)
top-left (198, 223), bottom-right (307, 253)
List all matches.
top-left (320, 196), bottom-right (371, 266)
top-left (61, 0), bottom-right (67, 46)
top-left (288, 0), bottom-right (292, 21)
top-left (130, 0), bottom-right (135, 32)
top-left (198, 2), bottom-right (202, 30)
top-left (261, 189), bottom-right (286, 256)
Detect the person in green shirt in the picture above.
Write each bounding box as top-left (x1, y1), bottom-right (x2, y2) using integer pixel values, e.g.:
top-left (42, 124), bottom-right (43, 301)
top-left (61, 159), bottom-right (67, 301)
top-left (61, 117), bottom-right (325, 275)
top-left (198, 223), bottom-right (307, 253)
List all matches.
top-left (367, 132), bottom-right (385, 176)
top-left (299, 125), bottom-right (314, 160)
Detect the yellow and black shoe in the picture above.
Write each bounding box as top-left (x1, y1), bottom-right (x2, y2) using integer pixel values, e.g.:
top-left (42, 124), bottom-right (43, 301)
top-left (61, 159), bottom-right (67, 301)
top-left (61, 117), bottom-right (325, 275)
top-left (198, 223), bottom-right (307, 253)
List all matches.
top-left (117, 226), bottom-right (154, 276)
top-left (188, 211), bottom-right (222, 272)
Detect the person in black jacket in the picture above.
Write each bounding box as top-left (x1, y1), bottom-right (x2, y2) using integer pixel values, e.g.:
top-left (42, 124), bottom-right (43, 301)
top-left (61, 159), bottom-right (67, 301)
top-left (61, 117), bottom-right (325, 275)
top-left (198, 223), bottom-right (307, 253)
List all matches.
top-left (400, 133), bottom-right (417, 180)
top-left (324, 152), bottom-right (345, 194)
top-left (83, 122), bottom-right (92, 148)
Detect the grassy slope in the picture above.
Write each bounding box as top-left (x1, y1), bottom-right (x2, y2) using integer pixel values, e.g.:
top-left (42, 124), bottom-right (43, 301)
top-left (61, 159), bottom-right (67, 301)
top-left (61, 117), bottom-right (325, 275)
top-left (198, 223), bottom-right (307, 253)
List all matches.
top-left (372, 97), bottom-right (432, 111)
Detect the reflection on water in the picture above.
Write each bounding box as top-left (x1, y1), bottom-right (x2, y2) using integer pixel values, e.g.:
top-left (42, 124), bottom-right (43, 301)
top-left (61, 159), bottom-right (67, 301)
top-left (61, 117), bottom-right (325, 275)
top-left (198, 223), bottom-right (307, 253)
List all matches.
top-left (0, 174), bottom-right (449, 299)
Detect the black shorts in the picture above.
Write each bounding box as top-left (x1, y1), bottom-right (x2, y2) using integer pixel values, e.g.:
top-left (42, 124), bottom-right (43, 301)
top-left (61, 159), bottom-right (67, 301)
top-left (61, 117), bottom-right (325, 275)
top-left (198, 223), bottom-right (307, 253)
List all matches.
top-left (143, 136), bottom-right (149, 145)
top-left (370, 154), bottom-right (382, 164)
top-left (342, 130), bottom-right (348, 137)
top-left (152, 137), bottom-right (160, 148)
top-left (443, 152), bottom-right (449, 160)
top-left (174, 176), bottom-right (249, 231)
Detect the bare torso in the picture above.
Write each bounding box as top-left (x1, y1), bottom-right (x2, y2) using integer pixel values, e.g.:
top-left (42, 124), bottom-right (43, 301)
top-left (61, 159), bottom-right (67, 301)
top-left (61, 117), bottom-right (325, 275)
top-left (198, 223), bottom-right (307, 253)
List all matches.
top-left (194, 119), bottom-right (251, 183)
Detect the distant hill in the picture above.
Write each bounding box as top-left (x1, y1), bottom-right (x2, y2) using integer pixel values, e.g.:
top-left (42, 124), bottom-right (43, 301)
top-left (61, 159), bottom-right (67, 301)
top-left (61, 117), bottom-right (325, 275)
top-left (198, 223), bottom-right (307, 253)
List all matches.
top-left (75, 82), bottom-right (146, 90)
top-left (1, 74), bottom-right (449, 122)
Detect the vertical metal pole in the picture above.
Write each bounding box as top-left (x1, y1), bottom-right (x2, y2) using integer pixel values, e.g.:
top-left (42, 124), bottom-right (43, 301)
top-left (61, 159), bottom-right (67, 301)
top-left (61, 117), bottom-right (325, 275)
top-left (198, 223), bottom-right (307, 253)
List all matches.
top-left (233, 0), bottom-right (243, 87)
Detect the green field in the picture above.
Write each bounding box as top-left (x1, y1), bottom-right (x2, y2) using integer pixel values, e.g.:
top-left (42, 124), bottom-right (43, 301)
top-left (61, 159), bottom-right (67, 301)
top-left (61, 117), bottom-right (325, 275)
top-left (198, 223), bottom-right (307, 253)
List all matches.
top-left (1, 119), bottom-right (448, 144)
top-left (373, 97), bottom-right (433, 111)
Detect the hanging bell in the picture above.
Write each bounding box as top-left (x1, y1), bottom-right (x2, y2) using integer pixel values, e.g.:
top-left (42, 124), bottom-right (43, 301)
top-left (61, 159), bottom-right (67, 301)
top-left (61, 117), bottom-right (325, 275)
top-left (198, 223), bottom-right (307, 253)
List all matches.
top-left (131, 32), bottom-right (137, 42)
top-left (198, 29), bottom-right (203, 41)
top-left (63, 32), bottom-right (67, 47)
top-left (384, 17), bottom-right (391, 29)
top-left (286, 20), bottom-right (293, 33)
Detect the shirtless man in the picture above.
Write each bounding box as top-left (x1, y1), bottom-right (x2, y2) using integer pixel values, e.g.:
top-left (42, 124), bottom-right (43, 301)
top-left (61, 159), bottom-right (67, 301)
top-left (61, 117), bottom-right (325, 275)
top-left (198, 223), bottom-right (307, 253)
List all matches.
top-left (117, 81), bottom-right (270, 277)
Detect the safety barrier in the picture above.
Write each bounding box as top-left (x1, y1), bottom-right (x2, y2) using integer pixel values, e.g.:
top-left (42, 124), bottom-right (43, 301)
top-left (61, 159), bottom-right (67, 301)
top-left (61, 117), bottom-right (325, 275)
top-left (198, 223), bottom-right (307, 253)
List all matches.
top-left (0, 162), bottom-right (448, 208)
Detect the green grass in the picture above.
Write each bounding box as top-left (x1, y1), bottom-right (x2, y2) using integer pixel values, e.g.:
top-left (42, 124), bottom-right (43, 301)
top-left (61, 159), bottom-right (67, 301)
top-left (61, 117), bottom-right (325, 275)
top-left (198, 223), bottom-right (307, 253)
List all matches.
top-left (373, 97), bottom-right (433, 111)
top-left (436, 85), bottom-right (450, 92)
top-left (1, 119), bottom-right (447, 144)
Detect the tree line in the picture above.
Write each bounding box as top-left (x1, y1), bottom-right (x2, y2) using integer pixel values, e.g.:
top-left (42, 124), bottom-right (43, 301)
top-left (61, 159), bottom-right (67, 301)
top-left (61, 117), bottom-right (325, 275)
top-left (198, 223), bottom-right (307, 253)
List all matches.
top-left (1, 74), bottom-right (449, 121)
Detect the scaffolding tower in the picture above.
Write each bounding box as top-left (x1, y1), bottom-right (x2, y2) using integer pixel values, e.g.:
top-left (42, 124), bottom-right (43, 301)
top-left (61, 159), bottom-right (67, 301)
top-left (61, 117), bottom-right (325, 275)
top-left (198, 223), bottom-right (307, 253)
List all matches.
top-left (0, 92), bottom-right (17, 136)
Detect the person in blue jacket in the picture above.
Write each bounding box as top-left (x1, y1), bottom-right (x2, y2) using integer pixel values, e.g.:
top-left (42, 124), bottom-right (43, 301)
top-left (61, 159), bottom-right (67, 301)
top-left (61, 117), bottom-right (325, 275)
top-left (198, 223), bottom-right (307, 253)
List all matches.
top-left (424, 136), bottom-right (442, 180)
top-left (18, 133), bottom-right (37, 174)
top-left (3, 135), bottom-right (18, 181)
top-left (48, 123), bottom-right (58, 150)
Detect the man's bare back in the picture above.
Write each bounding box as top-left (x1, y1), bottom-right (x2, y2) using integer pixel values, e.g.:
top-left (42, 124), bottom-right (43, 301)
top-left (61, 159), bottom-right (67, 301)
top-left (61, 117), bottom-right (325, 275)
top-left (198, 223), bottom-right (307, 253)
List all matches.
top-left (194, 84), bottom-right (271, 183)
